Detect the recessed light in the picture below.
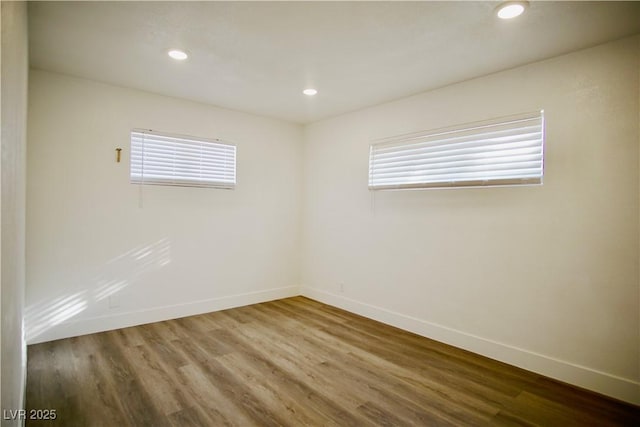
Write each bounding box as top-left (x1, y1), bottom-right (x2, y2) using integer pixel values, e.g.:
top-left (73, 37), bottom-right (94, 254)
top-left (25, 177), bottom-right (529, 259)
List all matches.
top-left (496, 1), bottom-right (528, 19)
top-left (303, 88), bottom-right (318, 96)
top-left (168, 49), bottom-right (188, 61)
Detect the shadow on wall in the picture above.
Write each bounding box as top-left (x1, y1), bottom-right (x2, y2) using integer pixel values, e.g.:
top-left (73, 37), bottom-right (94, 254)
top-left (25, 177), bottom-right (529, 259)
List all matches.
top-left (25, 237), bottom-right (171, 342)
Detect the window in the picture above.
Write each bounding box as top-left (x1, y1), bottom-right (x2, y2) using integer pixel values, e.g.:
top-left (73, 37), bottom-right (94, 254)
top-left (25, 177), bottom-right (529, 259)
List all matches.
top-left (130, 129), bottom-right (236, 189)
top-left (368, 111), bottom-right (544, 190)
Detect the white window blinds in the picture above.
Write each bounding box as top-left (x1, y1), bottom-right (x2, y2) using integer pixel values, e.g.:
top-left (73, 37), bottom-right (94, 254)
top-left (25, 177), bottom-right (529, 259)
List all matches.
top-left (130, 129), bottom-right (236, 189)
top-left (368, 111), bottom-right (544, 190)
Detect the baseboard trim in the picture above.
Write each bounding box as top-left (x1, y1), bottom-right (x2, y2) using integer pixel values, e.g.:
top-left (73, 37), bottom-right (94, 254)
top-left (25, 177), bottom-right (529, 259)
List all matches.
top-left (28, 285), bottom-right (299, 345)
top-left (27, 284), bottom-right (640, 405)
top-left (300, 286), bottom-right (640, 406)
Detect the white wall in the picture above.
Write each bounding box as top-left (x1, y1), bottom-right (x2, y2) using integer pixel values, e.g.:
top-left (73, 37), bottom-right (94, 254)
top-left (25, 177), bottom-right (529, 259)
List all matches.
top-left (301, 36), bottom-right (640, 404)
top-left (1, 1), bottom-right (28, 423)
top-left (25, 35), bottom-right (640, 405)
top-left (26, 70), bottom-right (302, 343)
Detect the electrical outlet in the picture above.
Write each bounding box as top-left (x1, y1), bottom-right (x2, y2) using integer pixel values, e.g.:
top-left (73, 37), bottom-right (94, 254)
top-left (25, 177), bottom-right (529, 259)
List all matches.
top-left (108, 295), bottom-right (120, 309)
top-left (339, 282), bottom-right (345, 293)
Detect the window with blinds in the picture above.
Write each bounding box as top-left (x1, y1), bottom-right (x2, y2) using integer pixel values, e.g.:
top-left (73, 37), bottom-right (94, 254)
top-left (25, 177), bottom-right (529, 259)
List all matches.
top-left (130, 129), bottom-right (236, 189)
top-left (368, 111), bottom-right (544, 190)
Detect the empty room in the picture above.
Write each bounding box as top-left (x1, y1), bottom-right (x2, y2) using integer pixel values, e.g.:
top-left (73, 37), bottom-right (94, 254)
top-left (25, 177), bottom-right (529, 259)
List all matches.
top-left (2, 1), bottom-right (640, 425)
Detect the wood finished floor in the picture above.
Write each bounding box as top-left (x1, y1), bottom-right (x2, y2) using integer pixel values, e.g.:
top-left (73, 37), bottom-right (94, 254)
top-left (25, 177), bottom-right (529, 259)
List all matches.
top-left (26, 296), bottom-right (639, 426)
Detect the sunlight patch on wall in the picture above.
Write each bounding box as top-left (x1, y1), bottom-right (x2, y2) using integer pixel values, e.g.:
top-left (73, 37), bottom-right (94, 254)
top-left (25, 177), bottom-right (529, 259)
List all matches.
top-left (26, 238), bottom-right (172, 342)
top-left (25, 291), bottom-right (88, 342)
top-left (93, 238), bottom-right (171, 302)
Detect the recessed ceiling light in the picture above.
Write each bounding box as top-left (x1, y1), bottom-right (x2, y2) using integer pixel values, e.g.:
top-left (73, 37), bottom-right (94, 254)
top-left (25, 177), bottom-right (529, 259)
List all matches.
top-left (496, 1), bottom-right (528, 19)
top-left (303, 88), bottom-right (318, 96)
top-left (168, 49), bottom-right (188, 61)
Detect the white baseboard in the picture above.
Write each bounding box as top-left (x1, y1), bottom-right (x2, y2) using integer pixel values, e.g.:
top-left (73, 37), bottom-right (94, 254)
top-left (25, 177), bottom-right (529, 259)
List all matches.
top-left (300, 286), bottom-right (640, 406)
top-left (27, 284), bottom-right (640, 406)
top-left (28, 285), bottom-right (299, 345)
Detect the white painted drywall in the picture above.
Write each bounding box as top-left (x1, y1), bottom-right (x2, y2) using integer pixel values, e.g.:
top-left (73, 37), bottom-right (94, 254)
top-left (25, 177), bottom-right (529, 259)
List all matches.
top-left (301, 36), bottom-right (640, 404)
top-left (1, 1), bottom-right (28, 423)
top-left (25, 35), bottom-right (640, 405)
top-left (26, 70), bottom-right (302, 343)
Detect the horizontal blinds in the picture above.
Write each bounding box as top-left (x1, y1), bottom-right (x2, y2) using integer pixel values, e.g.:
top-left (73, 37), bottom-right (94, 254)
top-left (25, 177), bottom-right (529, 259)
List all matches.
top-left (131, 130), bottom-right (236, 189)
top-left (368, 111), bottom-right (544, 190)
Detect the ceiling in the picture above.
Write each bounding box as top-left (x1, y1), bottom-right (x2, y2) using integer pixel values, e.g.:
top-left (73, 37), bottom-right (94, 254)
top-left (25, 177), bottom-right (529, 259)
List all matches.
top-left (29, 1), bottom-right (640, 124)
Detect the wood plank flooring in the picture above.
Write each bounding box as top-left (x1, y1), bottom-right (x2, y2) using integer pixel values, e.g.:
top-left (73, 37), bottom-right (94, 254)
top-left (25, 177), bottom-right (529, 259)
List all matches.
top-left (26, 296), bottom-right (640, 426)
